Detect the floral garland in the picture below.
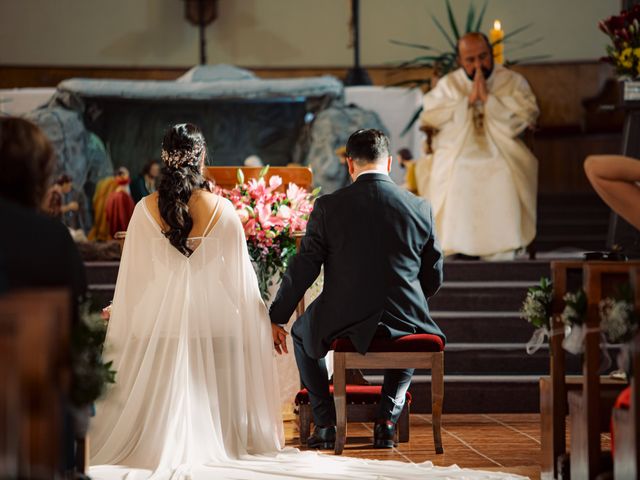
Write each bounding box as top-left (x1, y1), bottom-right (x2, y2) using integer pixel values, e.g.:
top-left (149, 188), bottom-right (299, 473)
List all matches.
top-left (215, 166), bottom-right (320, 301)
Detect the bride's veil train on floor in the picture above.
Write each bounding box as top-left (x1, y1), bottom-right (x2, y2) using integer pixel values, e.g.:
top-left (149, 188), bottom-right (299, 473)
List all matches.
top-left (88, 200), bottom-right (525, 480)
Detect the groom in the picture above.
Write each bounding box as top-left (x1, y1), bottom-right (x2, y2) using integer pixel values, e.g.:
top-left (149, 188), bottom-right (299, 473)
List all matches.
top-left (269, 129), bottom-right (444, 449)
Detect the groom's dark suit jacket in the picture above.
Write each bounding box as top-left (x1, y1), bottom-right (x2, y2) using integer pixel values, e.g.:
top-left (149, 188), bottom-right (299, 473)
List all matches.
top-left (269, 172), bottom-right (444, 359)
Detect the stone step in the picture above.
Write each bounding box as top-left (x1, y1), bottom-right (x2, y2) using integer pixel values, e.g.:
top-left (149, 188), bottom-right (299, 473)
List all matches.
top-left (90, 281), bottom-right (535, 313)
top-left (531, 236), bottom-right (607, 253)
top-left (366, 373), bottom-right (542, 413)
top-left (363, 343), bottom-right (621, 376)
top-left (87, 260), bottom-right (552, 285)
top-left (428, 281), bottom-right (534, 312)
top-left (442, 261), bottom-right (549, 282)
top-left (536, 223), bottom-right (608, 237)
top-left (536, 193), bottom-right (608, 208)
top-left (404, 375), bottom-right (541, 413)
top-left (86, 261), bottom-right (119, 285)
top-left (434, 312), bottom-right (535, 343)
top-left (363, 344), bottom-right (576, 376)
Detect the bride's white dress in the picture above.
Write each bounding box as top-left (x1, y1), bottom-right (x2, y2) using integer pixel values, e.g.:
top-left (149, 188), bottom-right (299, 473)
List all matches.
top-left (89, 198), bottom-right (526, 480)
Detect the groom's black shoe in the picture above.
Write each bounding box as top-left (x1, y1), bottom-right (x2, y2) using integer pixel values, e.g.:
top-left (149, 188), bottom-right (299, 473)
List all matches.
top-left (373, 420), bottom-right (397, 448)
top-left (306, 425), bottom-right (336, 449)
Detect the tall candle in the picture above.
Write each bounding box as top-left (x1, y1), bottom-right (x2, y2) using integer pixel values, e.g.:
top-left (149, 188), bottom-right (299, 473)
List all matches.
top-left (489, 20), bottom-right (504, 65)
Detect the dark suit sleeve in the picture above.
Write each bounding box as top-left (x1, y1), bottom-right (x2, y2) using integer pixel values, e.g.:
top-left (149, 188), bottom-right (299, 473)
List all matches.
top-left (418, 201), bottom-right (443, 299)
top-left (269, 197), bottom-right (327, 324)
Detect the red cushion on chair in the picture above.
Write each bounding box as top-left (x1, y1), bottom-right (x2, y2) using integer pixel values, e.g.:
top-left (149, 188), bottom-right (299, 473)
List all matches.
top-left (610, 386), bottom-right (632, 456)
top-left (331, 334), bottom-right (444, 353)
top-left (295, 385), bottom-right (412, 405)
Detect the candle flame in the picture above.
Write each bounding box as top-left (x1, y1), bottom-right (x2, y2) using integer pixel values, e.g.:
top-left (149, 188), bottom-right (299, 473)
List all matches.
top-left (494, 20), bottom-right (502, 30)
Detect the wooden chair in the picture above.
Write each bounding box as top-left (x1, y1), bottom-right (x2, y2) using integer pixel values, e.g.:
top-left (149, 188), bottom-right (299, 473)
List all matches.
top-left (331, 334), bottom-right (444, 455)
top-left (204, 166), bottom-right (313, 192)
top-left (612, 267), bottom-right (640, 480)
top-left (0, 289), bottom-right (71, 479)
top-left (569, 262), bottom-right (640, 479)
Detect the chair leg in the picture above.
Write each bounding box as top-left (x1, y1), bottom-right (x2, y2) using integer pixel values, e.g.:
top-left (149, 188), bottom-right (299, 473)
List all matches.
top-left (298, 405), bottom-right (311, 445)
top-left (333, 352), bottom-right (347, 455)
top-left (398, 402), bottom-right (410, 443)
top-left (76, 436), bottom-right (89, 474)
top-left (431, 352), bottom-right (444, 454)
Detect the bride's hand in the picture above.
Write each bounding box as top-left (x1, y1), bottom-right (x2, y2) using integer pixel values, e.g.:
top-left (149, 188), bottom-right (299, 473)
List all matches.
top-left (271, 324), bottom-right (289, 355)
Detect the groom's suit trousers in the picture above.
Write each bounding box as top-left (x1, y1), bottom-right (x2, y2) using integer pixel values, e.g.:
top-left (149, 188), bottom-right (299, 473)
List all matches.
top-left (292, 321), bottom-right (413, 426)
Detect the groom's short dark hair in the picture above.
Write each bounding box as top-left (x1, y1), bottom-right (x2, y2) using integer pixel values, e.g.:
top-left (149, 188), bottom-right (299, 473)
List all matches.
top-left (346, 129), bottom-right (390, 165)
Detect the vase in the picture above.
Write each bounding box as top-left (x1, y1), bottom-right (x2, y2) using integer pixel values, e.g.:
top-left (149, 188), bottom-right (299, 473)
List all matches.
top-left (622, 79), bottom-right (640, 101)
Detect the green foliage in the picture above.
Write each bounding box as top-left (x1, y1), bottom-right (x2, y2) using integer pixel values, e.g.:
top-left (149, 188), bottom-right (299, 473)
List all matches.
top-left (71, 300), bottom-right (116, 406)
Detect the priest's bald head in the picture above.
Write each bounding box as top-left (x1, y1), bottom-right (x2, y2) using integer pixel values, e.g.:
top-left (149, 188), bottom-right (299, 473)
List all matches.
top-left (456, 32), bottom-right (494, 80)
top-left (345, 129), bottom-right (392, 181)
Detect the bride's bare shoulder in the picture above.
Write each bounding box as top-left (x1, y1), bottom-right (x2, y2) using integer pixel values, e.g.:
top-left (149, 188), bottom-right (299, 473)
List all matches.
top-left (193, 190), bottom-right (225, 207)
top-left (142, 192), bottom-right (160, 213)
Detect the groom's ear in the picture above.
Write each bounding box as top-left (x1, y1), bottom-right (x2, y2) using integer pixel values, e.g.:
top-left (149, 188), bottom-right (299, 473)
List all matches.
top-left (386, 155), bottom-right (392, 173)
top-left (346, 158), bottom-right (355, 176)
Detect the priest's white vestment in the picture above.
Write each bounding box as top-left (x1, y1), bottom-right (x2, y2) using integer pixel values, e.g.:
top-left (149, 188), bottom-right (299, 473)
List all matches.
top-left (418, 65), bottom-right (539, 258)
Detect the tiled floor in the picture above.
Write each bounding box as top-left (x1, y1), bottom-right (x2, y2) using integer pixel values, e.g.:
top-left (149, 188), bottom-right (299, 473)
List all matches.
top-left (285, 413), bottom-right (543, 479)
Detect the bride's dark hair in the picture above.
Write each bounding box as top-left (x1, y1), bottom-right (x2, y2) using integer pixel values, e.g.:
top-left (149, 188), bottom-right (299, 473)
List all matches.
top-left (158, 123), bottom-right (211, 256)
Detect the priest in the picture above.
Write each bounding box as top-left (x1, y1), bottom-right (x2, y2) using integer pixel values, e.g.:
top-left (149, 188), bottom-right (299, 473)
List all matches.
top-left (419, 32), bottom-right (539, 260)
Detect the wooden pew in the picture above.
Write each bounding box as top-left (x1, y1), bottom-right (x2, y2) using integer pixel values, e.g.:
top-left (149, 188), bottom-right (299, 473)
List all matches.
top-left (569, 262), bottom-right (640, 479)
top-left (541, 261), bottom-right (634, 479)
top-left (541, 261), bottom-right (582, 479)
top-left (0, 289), bottom-right (71, 479)
top-left (612, 267), bottom-right (640, 480)
top-left (204, 166), bottom-right (313, 192)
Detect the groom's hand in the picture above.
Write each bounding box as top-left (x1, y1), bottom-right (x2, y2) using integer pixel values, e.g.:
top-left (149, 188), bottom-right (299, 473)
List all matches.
top-left (271, 324), bottom-right (289, 355)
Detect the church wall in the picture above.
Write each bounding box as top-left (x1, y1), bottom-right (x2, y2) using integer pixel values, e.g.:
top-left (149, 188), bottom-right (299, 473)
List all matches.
top-left (0, 0), bottom-right (624, 194)
top-left (0, 0), bottom-right (619, 67)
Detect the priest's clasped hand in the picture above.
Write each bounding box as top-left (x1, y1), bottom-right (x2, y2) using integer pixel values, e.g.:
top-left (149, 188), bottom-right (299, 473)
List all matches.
top-left (468, 68), bottom-right (488, 104)
top-left (271, 323), bottom-right (289, 355)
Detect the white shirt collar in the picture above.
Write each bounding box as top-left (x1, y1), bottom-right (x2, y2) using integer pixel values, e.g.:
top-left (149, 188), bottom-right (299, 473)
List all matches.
top-left (355, 169), bottom-right (389, 180)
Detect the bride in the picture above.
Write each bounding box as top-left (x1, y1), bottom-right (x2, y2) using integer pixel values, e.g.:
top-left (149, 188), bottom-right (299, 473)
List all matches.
top-left (89, 123), bottom-right (524, 480)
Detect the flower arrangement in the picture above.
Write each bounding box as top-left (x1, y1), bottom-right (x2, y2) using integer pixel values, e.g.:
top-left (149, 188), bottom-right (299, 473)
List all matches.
top-left (215, 166), bottom-right (320, 300)
top-left (71, 300), bottom-right (116, 407)
top-left (559, 289), bottom-right (587, 354)
top-left (520, 277), bottom-right (553, 329)
top-left (520, 277), bottom-right (554, 354)
top-left (599, 285), bottom-right (638, 344)
top-left (560, 290), bottom-right (587, 328)
top-left (599, 6), bottom-right (640, 79)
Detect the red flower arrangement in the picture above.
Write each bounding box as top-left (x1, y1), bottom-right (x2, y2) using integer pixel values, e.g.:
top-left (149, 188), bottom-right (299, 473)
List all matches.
top-left (599, 6), bottom-right (640, 78)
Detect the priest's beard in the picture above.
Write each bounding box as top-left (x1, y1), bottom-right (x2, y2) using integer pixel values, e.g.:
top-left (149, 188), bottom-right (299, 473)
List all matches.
top-left (465, 64), bottom-right (494, 81)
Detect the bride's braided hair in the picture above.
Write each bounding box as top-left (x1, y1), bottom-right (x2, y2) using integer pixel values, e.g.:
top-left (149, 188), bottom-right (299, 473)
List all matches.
top-left (158, 123), bottom-right (212, 257)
